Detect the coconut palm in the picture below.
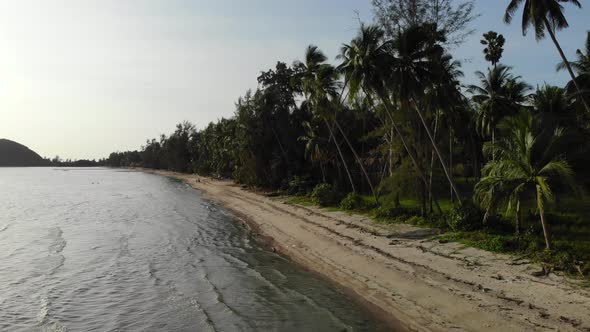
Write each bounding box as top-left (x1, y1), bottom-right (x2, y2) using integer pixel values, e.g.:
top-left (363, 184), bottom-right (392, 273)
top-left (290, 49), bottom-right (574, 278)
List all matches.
top-left (300, 46), bottom-right (376, 199)
top-left (532, 85), bottom-right (576, 127)
top-left (424, 53), bottom-right (466, 203)
top-left (295, 45), bottom-right (356, 192)
top-left (467, 65), bottom-right (530, 154)
top-left (474, 110), bottom-right (576, 249)
top-left (299, 118), bottom-right (331, 183)
top-left (504, 0), bottom-right (590, 113)
top-left (338, 24), bottom-right (431, 199)
top-left (387, 23), bottom-right (463, 202)
top-left (556, 32), bottom-right (590, 109)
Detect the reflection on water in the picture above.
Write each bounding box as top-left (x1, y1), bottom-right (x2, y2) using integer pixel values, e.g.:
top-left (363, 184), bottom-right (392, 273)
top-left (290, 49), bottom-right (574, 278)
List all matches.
top-left (0, 168), bottom-right (389, 331)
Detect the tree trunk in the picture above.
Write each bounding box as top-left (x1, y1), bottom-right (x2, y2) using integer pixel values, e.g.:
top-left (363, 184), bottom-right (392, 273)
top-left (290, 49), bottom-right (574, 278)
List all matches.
top-left (537, 185), bottom-right (552, 250)
top-left (363, 89), bottom-right (443, 214)
top-left (515, 199), bottom-right (521, 236)
top-left (334, 119), bottom-right (378, 202)
top-left (410, 99), bottom-right (463, 204)
top-left (544, 17), bottom-right (590, 114)
top-left (449, 126), bottom-right (453, 203)
top-left (390, 127), bottom-right (394, 177)
top-left (271, 126), bottom-right (291, 179)
top-left (492, 129), bottom-right (495, 161)
top-left (381, 98), bottom-right (444, 215)
top-left (325, 118), bottom-right (356, 193)
top-left (428, 113), bottom-right (440, 213)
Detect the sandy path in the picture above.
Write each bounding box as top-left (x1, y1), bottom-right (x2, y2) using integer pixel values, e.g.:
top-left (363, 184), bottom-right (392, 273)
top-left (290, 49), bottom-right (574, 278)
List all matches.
top-left (147, 170), bottom-right (590, 332)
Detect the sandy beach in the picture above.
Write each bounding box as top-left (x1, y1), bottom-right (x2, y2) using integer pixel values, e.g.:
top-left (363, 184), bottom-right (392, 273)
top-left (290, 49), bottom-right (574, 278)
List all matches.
top-left (147, 169), bottom-right (590, 332)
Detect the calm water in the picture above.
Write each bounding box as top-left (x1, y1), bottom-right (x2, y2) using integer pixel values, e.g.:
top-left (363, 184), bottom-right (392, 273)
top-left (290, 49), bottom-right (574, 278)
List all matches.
top-left (0, 168), bottom-right (388, 332)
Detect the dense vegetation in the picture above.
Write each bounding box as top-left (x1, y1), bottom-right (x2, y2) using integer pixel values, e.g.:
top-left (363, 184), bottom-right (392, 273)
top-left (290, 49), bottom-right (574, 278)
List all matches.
top-left (107, 0), bottom-right (590, 278)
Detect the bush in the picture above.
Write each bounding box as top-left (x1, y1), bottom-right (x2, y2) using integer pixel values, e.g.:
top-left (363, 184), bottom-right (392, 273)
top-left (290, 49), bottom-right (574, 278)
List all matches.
top-left (447, 201), bottom-right (483, 231)
top-left (310, 184), bottom-right (340, 207)
top-left (340, 193), bottom-right (362, 211)
top-left (287, 176), bottom-right (310, 196)
top-left (374, 206), bottom-right (420, 220)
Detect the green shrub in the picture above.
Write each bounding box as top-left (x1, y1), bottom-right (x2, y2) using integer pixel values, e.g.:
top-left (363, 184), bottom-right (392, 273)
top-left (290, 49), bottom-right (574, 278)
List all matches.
top-left (479, 235), bottom-right (510, 252)
top-left (373, 205), bottom-right (421, 221)
top-left (447, 201), bottom-right (483, 231)
top-left (287, 176), bottom-right (310, 196)
top-left (310, 184), bottom-right (340, 207)
top-left (340, 193), bottom-right (362, 211)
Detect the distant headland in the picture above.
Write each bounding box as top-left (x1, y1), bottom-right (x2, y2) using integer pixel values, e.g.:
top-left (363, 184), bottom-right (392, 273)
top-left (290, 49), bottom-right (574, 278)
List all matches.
top-left (0, 139), bottom-right (48, 167)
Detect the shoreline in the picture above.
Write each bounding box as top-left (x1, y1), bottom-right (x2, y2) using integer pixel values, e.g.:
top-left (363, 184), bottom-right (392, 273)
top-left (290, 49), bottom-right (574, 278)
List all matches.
top-left (143, 169), bottom-right (590, 332)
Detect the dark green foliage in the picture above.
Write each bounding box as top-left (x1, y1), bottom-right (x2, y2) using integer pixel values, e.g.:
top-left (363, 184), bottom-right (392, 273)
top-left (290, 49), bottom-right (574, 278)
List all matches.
top-left (374, 206), bottom-right (420, 221)
top-left (311, 184), bottom-right (341, 207)
top-left (447, 201), bottom-right (483, 231)
top-left (101, 20), bottom-right (590, 278)
top-left (340, 193), bottom-right (362, 211)
top-left (480, 31), bottom-right (505, 66)
top-left (287, 176), bottom-right (311, 196)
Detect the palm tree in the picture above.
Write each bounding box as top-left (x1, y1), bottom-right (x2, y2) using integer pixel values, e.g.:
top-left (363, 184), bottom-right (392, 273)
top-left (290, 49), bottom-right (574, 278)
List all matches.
top-left (338, 24), bottom-right (431, 201)
top-left (481, 31), bottom-right (506, 68)
top-left (556, 32), bottom-right (590, 110)
top-left (532, 85), bottom-right (576, 127)
top-left (388, 23), bottom-right (463, 202)
top-left (504, 0), bottom-right (590, 113)
top-left (425, 53), bottom-right (466, 203)
top-left (467, 65), bottom-right (530, 156)
top-left (299, 119), bottom-right (331, 183)
top-left (295, 45), bottom-right (356, 193)
top-left (474, 110), bottom-right (576, 249)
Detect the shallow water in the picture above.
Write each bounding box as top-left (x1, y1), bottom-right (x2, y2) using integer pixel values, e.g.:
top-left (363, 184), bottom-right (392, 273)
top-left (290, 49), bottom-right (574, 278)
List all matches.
top-left (0, 168), bottom-right (389, 331)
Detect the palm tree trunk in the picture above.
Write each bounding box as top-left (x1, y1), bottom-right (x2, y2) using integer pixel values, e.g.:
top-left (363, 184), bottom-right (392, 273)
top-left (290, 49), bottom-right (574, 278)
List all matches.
top-left (428, 113), bottom-right (439, 213)
top-left (390, 127), bottom-right (394, 177)
top-left (515, 199), bottom-right (521, 236)
top-left (492, 129), bottom-right (495, 161)
top-left (536, 185), bottom-right (552, 250)
top-left (379, 96), bottom-right (443, 214)
top-left (410, 98), bottom-right (463, 204)
top-left (325, 118), bottom-right (356, 193)
top-left (271, 126), bottom-right (291, 178)
top-left (449, 126), bottom-right (454, 203)
top-left (334, 119), bottom-right (378, 201)
top-left (544, 17), bottom-right (590, 114)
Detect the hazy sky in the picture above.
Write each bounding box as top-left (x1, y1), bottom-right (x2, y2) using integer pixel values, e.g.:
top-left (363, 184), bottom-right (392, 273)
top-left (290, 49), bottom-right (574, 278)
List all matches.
top-left (0, 1), bottom-right (588, 160)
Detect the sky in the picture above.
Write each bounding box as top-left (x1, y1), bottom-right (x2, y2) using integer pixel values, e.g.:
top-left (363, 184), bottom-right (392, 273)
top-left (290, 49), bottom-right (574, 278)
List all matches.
top-left (0, 0), bottom-right (588, 160)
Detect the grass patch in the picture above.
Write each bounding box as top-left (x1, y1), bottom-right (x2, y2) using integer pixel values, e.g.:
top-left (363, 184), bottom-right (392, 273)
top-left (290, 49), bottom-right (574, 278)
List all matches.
top-left (284, 195), bottom-right (315, 207)
top-left (282, 191), bottom-right (590, 281)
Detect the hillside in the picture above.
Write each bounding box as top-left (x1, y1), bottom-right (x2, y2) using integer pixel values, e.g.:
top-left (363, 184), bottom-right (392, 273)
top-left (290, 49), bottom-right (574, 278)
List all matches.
top-left (0, 139), bottom-right (47, 166)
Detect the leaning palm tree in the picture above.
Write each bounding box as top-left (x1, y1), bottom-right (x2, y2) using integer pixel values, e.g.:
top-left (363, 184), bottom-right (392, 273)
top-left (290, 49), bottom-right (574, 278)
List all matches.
top-left (474, 110), bottom-right (576, 249)
top-left (299, 119), bottom-right (331, 183)
top-left (388, 23), bottom-right (463, 202)
top-left (556, 32), bottom-right (590, 110)
top-left (338, 24), bottom-right (431, 200)
top-left (295, 45), bottom-right (356, 193)
top-left (504, 0), bottom-right (590, 113)
top-left (425, 54), bottom-right (466, 203)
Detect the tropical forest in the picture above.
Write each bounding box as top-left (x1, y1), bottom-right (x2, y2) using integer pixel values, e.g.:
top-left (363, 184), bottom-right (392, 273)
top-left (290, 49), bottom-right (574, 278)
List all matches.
top-left (106, 0), bottom-right (590, 280)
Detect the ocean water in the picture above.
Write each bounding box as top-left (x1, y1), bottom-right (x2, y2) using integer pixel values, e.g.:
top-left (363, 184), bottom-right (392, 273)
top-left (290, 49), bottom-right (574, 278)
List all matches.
top-left (0, 168), bottom-right (389, 331)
